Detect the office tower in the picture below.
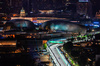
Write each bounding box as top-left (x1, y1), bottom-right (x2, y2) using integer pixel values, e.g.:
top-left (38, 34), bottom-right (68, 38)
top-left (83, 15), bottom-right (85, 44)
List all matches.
top-left (0, 0), bottom-right (9, 14)
top-left (23, 0), bottom-right (66, 12)
top-left (65, 0), bottom-right (77, 13)
top-left (23, 0), bottom-right (32, 13)
top-left (77, 0), bottom-right (92, 18)
top-left (9, 0), bottom-right (23, 13)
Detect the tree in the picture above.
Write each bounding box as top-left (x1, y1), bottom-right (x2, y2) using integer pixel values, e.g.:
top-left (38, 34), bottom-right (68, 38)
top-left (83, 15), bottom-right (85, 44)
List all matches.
top-left (43, 43), bottom-right (47, 49)
top-left (71, 49), bottom-right (80, 57)
top-left (63, 41), bottom-right (73, 53)
top-left (78, 54), bottom-right (88, 66)
top-left (67, 37), bottom-right (75, 42)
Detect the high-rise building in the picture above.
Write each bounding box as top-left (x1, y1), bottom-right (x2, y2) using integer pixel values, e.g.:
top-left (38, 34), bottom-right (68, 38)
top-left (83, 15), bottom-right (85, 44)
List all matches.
top-left (65, 0), bottom-right (77, 14)
top-left (0, 0), bottom-right (9, 14)
top-left (0, 0), bottom-right (23, 14)
top-left (23, 0), bottom-right (66, 13)
top-left (23, 0), bottom-right (32, 14)
top-left (9, 0), bottom-right (23, 13)
top-left (77, 0), bottom-right (92, 18)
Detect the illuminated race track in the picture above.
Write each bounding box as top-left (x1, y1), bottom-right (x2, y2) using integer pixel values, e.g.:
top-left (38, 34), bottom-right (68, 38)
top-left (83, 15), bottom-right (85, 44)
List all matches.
top-left (46, 31), bottom-right (98, 66)
top-left (47, 39), bottom-right (71, 66)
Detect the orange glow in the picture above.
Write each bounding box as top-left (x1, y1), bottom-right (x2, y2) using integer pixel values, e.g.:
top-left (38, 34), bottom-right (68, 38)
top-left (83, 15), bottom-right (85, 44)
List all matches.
top-left (43, 40), bottom-right (47, 44)
top-left (2, 17), bottom-right (7, 20)
top-left (15, 49), bottom-right (21, 53)
top-left (13, 14), bottom-right (19, 17)
top-left (0, 41), bottom-right (16, 46)
top-left (13, 34), bottom-right (15, 38)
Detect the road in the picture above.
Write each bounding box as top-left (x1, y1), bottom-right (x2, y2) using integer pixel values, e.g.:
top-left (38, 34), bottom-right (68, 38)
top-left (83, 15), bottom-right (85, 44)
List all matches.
top-left (48, 43), bottom-right (71, 66)
top-left (47, 31), bottom-right (100, 66)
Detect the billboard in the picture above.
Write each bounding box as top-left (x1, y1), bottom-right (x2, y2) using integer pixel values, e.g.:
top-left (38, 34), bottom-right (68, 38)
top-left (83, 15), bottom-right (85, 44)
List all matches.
top-left (79, 0), bottom-right (89, 2)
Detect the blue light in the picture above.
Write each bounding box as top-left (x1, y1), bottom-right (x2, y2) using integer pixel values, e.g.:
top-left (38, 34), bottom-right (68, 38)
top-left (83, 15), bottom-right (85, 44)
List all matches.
top-left (30, 12), bottom-right (33, 13)
top-left (34, 23), bottom-right (38, 25)
top-left (94, 25), bottom-right (99, 27)
top-left (89, 24), bottom-right (93, 26)
top-left (39, 23), bottom-right (42, 25)
top-left (85, 24), bottom-right (88, 26)
top-left (93, 22), bottom-right (99, 24)
top-left (32, 20), bottom-right (37, 23)
top-left (93, 25), bottom-right (100, 28)
top-left (34, 23), bottom-right (42, 26)
top-left (22, 22), bottom-right (27, 27)
top-left (0, 35), bottom-right (3, 39)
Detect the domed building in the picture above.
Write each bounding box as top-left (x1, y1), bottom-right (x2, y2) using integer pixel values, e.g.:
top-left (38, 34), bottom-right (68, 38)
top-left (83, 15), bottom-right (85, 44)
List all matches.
top-left (20, 8), bottom-right (26, 17)
top-left (41, 20), bottom-right (87, 34)
top-left (3, 19), bottom-right (36, 32)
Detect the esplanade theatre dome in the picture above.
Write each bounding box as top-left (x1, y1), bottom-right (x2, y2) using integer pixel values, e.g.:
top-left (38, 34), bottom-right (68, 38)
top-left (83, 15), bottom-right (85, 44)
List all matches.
top-left (41, 20), bottom-right (86, 34)
top-left (4, 19), bottom-right (36, 32)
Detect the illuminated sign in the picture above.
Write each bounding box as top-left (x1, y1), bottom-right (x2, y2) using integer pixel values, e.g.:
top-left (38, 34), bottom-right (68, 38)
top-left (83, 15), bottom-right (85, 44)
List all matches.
top-left (79, 0), bottom-right (89, 2)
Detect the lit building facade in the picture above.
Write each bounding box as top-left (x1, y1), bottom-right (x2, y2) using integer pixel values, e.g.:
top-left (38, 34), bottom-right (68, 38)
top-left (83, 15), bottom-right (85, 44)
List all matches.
top-left (95, 10), bottom-right (100, 19)
top-left (11, 17), bottom-right (66, 23)
top-left (31, 0), bottom-right (66, 10)
top-left (41, 20), bottom-right (86, 34)
top-left (39, 10), bottom-right (54, 14)
top-left (0, 40), bottom-right (16, 52)
top-left (20, 8), bottom-right (26, 17)
top-left (77, 0), bottom-right (92, 18)
top-left (23, 0), bottom-right (66, 13)
top-left (3, 19), bottom-right (36, 32)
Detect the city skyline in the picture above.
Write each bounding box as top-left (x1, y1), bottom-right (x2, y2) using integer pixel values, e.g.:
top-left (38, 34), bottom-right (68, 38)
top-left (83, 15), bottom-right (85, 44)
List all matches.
top-left (1, 0), bottom-right (100, 66)
top-left (0, 0), bottom-right (100, 16)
